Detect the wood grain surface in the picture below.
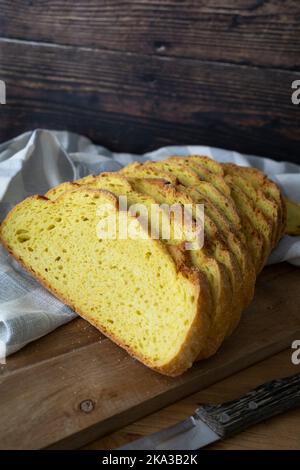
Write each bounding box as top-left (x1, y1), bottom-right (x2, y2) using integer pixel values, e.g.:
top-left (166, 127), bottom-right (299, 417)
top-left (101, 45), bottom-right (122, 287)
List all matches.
top-left (0, 39), bottom-right (299, 160)
top-left (1, 1), bottom-right (299, 69)
top-left (0, 0), bottom-right (299, 162)
top-left (0, 262), bottom-right (300, 450)
top-left (85, 349), bottom-right (300, 450)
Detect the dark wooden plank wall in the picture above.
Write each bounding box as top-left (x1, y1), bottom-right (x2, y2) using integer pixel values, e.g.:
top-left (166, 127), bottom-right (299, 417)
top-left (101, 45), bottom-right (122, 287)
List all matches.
top-left (0, 0), bottom-right (299, 162)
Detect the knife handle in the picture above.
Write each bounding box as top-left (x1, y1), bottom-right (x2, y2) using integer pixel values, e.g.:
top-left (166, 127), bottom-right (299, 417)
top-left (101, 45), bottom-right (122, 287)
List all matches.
top-left (196, 372), bottom-right (300, 439)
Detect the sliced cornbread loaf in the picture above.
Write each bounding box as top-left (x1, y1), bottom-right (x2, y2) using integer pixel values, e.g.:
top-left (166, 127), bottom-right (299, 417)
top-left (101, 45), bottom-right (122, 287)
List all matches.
top-left (1, 154), bottom-right (286, 376)
top-left (0, 188), bottom-right (212, 376)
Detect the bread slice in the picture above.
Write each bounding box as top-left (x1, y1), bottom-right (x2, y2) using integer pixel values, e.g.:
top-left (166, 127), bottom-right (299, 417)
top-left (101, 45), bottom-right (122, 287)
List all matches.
top-left (0, 188), bottom-right (212, 376)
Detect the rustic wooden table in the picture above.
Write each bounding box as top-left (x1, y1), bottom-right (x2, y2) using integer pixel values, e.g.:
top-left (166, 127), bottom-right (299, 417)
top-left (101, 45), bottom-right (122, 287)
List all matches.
top-left (84, 349), bottom-right (300, 450)
top-left (1, 263), bottom-right (300, 450)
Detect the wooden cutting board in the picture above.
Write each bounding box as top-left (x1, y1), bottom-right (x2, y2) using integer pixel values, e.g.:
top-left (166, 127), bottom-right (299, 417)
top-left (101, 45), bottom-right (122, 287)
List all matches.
top-left (0, 262), bottom-right (300, 450)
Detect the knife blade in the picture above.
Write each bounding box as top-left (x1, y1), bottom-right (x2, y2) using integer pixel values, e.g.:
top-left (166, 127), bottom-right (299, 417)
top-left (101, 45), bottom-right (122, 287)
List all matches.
top-left (118, 415), bottom-right (219, 451)
top-left (118, 372), bottom-right (300, 450)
